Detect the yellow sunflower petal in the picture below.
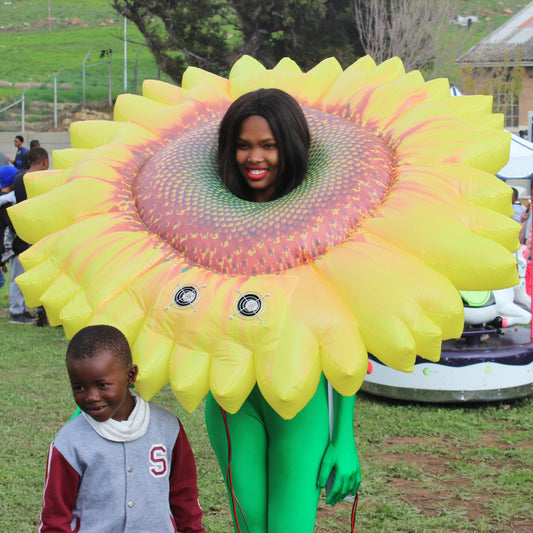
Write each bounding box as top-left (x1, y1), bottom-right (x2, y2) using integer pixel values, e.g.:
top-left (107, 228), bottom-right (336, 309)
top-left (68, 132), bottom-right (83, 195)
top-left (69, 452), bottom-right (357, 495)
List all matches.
top-left (316, 235), bottom-right (463, 369)
top-left (210, 341), bottom-right (255, 414)
top-left (299, 57), bottom-right (343, 106)
top-left (182, 66), bottom-right (230, 93)
top-left (133, 325), bottom-right (174, 400)
top-left (40, 273), bottom-right (80, 326)
top-left (169, 344), bottom-right (211, 413)
top-left (70, 120), bottom-right (160, 149)
top-left (89, 289), bottom-right (146, 345)
top-left (395, 164), bottom-right (513, 215)
top-left (273, 57), bottom-right (302, 73)
top-left (390, 171), bottom-right (518, 249)
top-left (363, 206), bottom-right (517, 290)
top-left (9, 180), bottom-right (123, 243)
top-left (142, 79), bottom-right (183, 105)
top-left (444, 94), bottom-right (493, 116)
top-left (254, 266), bottom-right (366, 419)
top-left (14, 258), bottom-right (61, 307)
top-left (52, 148), bottom-right (90, 169)
top-left (229, 54), bottom-right (266, 81)
top-left (24, 169), bottom-right (64, 197)
top-left (69, 120), bottom-right (119, 149)
top-left (386, 104), bottom-right (511, 173)
top-left (60, 292), bottom-right (93, 338)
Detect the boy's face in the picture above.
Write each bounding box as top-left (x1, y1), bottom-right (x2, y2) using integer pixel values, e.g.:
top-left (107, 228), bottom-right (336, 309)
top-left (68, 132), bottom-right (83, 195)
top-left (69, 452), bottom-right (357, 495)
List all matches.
top-left (67, 349), bottom-right (138, 422)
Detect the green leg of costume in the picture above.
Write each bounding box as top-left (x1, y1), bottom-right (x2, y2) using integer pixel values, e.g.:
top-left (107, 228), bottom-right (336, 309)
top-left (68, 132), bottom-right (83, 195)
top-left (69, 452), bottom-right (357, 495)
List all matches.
top-left (205, 376), bottom-right (329, 533)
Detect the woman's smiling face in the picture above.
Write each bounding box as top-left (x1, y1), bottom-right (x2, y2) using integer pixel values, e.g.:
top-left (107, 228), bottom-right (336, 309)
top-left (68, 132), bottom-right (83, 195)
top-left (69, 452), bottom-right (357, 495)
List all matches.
top-left (236, 115), bottom-right (279, 203)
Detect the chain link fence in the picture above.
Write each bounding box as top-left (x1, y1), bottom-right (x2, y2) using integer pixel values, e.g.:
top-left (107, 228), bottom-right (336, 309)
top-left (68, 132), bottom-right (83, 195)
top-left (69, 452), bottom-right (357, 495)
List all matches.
top-left (0, 47), bottom-right (173, 132)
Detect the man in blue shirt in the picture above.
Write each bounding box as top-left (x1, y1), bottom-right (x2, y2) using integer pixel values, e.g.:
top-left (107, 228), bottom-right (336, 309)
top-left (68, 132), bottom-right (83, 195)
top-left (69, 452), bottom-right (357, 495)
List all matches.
top-left (8, 135), bottom-right (28, 170)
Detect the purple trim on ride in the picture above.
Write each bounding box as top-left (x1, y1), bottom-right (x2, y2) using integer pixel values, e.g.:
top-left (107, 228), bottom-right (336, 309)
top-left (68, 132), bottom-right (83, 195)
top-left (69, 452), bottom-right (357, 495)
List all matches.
top-left (369, 327), bottom-right (533, 368)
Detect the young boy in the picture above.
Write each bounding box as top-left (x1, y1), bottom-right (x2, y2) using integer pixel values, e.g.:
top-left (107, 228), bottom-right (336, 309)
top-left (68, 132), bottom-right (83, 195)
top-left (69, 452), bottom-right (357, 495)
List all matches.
top-left (39, 325), bottom-right (205, 533)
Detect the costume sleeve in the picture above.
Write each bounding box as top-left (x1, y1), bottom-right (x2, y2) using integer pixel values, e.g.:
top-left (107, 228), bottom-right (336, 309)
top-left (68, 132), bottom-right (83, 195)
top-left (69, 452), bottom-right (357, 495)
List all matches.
top-left (169, 420), bottom-right (205, 533)
top-left (39, 442), bottom-right (80, 533)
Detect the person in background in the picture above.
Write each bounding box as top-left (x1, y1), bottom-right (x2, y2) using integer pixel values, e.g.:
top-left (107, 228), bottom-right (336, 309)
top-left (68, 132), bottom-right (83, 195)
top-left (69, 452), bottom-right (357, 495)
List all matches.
top-left (0, 150), bottom-right (10, 167)
top-left (8, 148), bottom-right (49, 324)
top-left (8, 135), bottom-right (28, 170)
top-left (511, 187), bottom-right (527, 224)
top-left (0, 165), bottom-right (18, 292)
top-left (21, 139), bottom-right (40, 170)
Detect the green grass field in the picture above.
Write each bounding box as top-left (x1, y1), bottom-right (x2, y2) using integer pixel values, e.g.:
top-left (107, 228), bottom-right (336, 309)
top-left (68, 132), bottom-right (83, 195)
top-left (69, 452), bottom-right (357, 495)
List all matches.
top-left (0, 0), bottom-right (172, 106)
top-left (1, 268), bottom-right (532, 532)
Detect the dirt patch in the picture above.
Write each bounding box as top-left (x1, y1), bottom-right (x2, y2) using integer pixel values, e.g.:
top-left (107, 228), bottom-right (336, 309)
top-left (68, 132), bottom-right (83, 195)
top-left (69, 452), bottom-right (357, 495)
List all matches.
top-left (374, 434), bottom-right (532, 531)
top-left (477, 431), bottom-right (533, 450)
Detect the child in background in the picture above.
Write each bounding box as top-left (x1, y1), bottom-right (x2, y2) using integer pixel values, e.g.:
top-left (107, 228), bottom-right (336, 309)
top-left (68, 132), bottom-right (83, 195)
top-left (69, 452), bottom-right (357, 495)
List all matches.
top-left (0, 165), bottom-right (17, 290)
top-left (39, 325), bottom-right (205, 533)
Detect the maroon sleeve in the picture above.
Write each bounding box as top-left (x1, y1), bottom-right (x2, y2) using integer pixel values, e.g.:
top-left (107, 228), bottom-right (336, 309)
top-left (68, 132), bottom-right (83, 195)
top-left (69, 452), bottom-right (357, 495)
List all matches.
top-left (39, 443), bottom-right (80, 533)
top-left (169, 420), bottom-right (205, 533)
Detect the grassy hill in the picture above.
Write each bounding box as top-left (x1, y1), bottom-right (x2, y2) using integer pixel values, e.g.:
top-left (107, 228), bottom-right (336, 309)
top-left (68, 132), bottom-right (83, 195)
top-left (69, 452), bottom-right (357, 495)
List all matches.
top-left (0, 0), bottom-right (527, 108)
top-left (0, 0), bottom-right (171, 106)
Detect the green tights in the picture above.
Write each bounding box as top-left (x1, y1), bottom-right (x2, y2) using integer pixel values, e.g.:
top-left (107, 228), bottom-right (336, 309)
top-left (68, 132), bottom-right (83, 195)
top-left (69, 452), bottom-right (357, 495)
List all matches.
top-left (205, 376), bottom-right (330, 533)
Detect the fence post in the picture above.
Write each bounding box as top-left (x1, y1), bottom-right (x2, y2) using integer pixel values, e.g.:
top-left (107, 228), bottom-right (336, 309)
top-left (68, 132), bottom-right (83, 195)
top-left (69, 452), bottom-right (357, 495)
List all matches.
top-left (21, 92), bottom-right (25, 133)
top-left (108, 56), bottom-right (112, 106)
top-left (54, 68), bottom-right (63, 128)
top-left (134, 46), bottom-right (144, 95)
top-left (123, 16), bottom-right (128, 93)
top-left (82, 50), bottom-right (91, 107)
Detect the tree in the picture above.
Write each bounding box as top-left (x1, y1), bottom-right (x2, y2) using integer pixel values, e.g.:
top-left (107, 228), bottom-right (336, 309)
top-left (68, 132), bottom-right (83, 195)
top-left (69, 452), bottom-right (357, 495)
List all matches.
top-left (112, 0), bottom-right (363, 82)
top-left (353, 0), bottom-right (466, 77)
top-left (112, 0), bottom-right (231, 81)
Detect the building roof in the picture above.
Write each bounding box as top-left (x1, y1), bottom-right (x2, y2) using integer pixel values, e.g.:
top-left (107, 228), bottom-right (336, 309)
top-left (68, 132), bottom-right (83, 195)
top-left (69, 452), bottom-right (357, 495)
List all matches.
top-left (457, 2), bottom-right (533, 66)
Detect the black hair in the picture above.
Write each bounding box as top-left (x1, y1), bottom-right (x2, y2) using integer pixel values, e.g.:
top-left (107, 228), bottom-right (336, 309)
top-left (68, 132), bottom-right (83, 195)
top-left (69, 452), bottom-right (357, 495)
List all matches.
top-left (66, 325), bottom-right (132, 368)
top-left (15, 135), bottom-right (24, 143)
top-left (218, 88), bottom-right (310, 201)
top-left (29, 139), bottom-right (40, 149)
top-left (28, 147), bottom-right (48, 165)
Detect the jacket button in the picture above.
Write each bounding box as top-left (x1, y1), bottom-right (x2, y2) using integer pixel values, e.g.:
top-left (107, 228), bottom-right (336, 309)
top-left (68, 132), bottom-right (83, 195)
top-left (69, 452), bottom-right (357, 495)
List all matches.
top-left (127, 465), bottom-right (133, 472)
top-left (128, 501), bottom-right (134, 508)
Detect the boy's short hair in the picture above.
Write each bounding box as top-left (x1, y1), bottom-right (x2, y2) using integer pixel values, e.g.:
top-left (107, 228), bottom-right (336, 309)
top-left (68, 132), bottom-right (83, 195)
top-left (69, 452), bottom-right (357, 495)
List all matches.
top-left (66, 325), bottom-right (132, 367)
top-left (15, 135), bottom-right (24, 143)
top-left (28, 147), bottom-right (49, 165)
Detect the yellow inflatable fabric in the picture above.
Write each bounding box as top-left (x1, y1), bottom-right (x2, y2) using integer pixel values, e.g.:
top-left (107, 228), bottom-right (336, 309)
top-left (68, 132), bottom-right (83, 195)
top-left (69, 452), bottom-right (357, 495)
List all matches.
top-left (9, 55), bottom-right (518, 419)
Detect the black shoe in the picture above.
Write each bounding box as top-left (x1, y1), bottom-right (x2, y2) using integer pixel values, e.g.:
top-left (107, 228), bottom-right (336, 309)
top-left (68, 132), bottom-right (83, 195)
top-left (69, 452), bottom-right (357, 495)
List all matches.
top-left (23, 311), bottom-right (38, 320)
top-left (36, 307), bottom-right (48, 327)
top-left (9, 313), bottom-right (37, 325)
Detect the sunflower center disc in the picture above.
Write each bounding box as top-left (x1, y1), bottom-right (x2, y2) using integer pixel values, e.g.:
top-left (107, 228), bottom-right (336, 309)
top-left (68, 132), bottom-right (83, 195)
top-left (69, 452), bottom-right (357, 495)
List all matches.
top-left (132, 107), bottom-right (393, 275)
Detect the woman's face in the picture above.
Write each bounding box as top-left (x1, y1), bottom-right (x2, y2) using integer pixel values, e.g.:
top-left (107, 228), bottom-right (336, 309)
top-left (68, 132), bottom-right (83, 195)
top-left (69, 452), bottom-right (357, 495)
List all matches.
top-left (236, 115), bottom-right (279, 202)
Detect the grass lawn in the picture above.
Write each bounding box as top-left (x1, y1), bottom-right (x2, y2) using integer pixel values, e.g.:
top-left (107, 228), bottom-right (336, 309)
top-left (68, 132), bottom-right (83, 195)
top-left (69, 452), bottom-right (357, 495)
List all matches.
top-left (0, 268), bottom-right (532, 532)
top-left (0, 0), bottom-right (172, 106)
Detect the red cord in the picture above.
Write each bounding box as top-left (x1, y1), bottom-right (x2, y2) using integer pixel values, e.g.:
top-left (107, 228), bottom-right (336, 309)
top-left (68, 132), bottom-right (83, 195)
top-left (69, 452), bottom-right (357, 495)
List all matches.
top-left (350, 492), bottom-right (359, 533)
top-left (221, 407), bottom-right (249, 533)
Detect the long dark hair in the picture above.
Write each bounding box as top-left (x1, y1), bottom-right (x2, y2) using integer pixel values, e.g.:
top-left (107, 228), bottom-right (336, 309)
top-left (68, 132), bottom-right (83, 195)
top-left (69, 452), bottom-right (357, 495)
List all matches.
top-left (217, 88), bottom-right (310, 201)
